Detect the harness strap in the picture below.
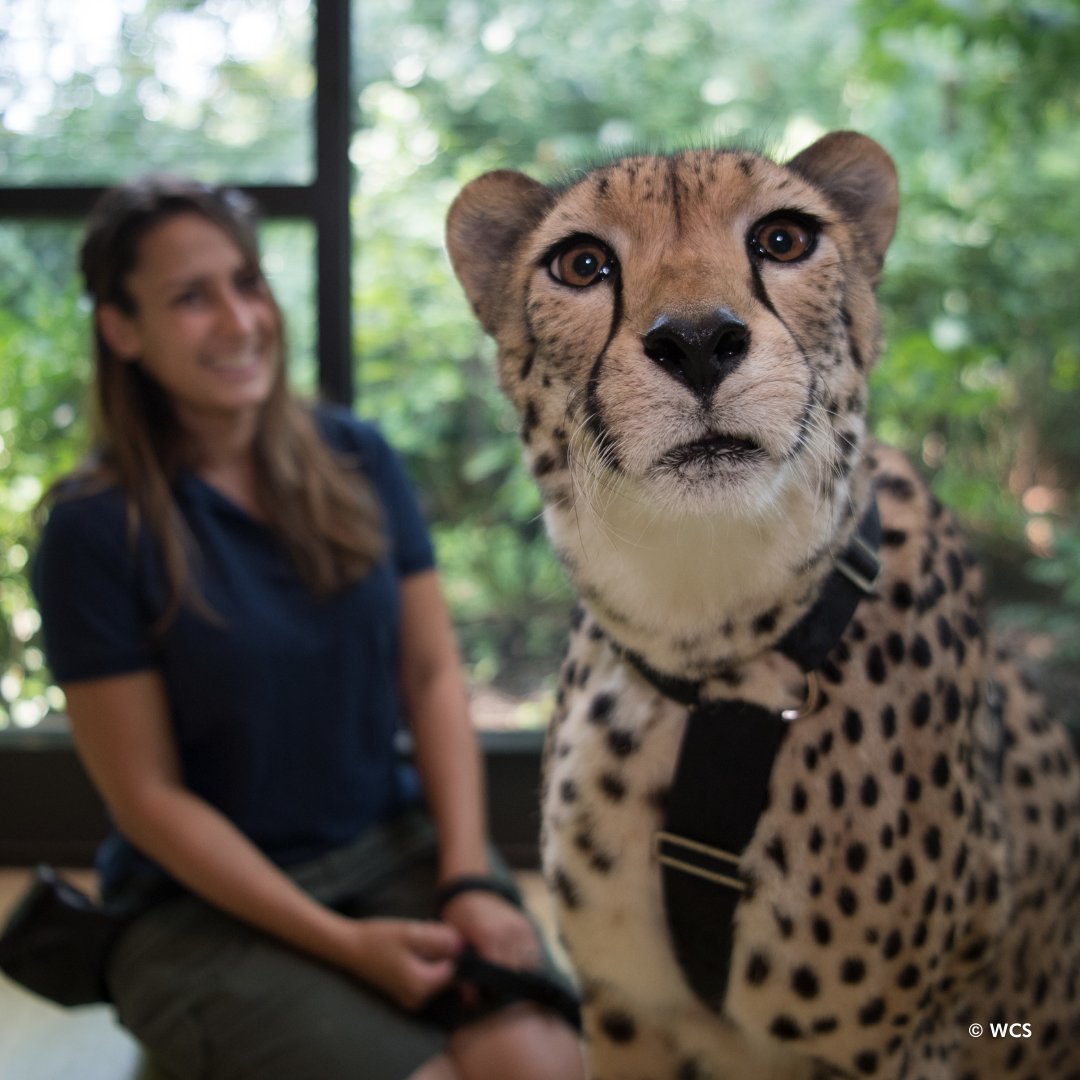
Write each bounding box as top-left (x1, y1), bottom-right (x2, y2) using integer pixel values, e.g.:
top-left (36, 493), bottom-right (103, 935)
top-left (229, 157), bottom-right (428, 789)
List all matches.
top-left (776, 501), bottom-right (882, 673)
top-left (625, 499), bottom-right (881, 1011)
top-left (658, 699), bottom-right (788, 1011)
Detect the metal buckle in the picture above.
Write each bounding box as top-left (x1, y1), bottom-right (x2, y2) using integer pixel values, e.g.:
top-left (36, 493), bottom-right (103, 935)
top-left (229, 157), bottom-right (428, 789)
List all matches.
top-left (835, 533), bottom-right (881, 595)
top-left (781, 670), bottom-right (822, 723)
top-left (655, 831), bottom-right (746, 891)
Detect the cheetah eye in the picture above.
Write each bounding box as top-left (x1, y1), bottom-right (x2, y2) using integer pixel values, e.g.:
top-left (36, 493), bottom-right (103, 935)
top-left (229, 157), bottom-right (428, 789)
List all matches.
top-left (750, 215), bottom-right (817, 263)
top-left (549, 238), bottom-right (616, 288)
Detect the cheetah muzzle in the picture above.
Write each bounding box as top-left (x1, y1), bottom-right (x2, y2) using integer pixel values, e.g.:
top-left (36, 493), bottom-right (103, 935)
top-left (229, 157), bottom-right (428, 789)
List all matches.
top-left (447, 132), bottom-right (1080, 1079)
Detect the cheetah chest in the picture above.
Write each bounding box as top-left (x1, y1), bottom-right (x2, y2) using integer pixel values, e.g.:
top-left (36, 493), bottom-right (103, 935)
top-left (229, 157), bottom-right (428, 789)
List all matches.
top-left (542, 655), bottom-right (703, 1015)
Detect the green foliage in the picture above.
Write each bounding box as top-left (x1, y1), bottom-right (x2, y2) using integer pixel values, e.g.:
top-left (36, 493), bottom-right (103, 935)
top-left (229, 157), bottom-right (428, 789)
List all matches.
top-left (0, 225), bottom-right (87, 728)
top-left (1023, 525), bottom-right (1080, 662)
top-left (855, 0), bottom-right (1080, 706)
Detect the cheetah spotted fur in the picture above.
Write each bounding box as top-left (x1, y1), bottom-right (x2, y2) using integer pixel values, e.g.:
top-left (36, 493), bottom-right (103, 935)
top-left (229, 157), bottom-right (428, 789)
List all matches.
top-left (447, 132), bottom-right (1080, 1079)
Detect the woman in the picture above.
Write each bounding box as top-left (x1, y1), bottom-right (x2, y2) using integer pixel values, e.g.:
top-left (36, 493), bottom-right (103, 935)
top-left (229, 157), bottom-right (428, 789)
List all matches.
top-left (32, 175), bottom-right (584, 1080)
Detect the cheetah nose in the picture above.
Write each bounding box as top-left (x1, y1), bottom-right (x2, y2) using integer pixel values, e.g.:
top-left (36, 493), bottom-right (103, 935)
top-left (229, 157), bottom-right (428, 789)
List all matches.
top-left (642, 311), bottom-right (750, 402)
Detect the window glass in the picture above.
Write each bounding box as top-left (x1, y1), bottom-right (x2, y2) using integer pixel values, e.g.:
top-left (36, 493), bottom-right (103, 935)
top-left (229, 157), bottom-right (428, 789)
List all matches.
top-left (0, 0), bottom-right (314, 185)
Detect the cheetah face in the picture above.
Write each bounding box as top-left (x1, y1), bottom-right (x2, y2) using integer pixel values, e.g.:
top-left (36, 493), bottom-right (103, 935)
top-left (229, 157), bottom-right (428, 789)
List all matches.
top-left (448, 133), bottom-right (898, 521)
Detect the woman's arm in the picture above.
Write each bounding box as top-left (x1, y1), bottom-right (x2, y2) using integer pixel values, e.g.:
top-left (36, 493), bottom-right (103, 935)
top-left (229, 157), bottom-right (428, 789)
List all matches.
top-left (398, 569), bottom-right (489, 882)
top-left (399, 569), bottom-right (541, 969)
top-left (63, 671), bottom-right (461, 1009)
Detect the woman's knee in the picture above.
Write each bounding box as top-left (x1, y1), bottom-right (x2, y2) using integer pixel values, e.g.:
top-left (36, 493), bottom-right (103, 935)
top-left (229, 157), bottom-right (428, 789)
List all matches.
top-left (448, 1004), bottom-right (586, 1080)
top-left (406, 1054), bottom-right (461, 1080)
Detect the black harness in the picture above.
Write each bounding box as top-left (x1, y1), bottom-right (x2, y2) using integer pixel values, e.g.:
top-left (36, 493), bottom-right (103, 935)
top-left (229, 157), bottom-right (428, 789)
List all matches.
top-left (616, 500), bottom-right (882, 1012)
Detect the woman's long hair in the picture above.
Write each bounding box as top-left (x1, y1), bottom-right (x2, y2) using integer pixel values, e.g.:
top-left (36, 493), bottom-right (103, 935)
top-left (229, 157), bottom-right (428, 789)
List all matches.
top-left (46, 174), bottom-right (386, 629)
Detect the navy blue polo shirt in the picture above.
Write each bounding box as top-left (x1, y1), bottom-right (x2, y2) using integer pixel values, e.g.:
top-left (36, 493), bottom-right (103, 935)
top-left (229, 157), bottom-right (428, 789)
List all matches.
top-left (33, 407), bottom-right (434, 896)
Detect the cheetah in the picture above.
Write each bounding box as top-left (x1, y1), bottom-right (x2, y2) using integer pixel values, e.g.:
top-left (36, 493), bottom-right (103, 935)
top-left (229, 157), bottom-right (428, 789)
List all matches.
top-left (447, 132), bottom-right (1080, 1079)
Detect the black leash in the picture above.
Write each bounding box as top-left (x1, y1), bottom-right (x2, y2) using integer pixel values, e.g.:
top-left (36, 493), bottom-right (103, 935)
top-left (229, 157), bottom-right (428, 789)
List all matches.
top-left (422, 947), bottom-right (582, 1032)
top-left (620, 500), bottom-right (881, 1011)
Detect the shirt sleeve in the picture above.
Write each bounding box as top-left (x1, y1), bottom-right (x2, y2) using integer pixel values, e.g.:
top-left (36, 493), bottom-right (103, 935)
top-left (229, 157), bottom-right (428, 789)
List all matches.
top-left (32, 490), bottom-right (157, 683)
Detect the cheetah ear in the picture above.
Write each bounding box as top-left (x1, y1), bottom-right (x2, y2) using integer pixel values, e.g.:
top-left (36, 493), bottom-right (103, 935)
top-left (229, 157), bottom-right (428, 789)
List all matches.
top-left (787, 131), bottom-right (899, 283)
top-left (447, 170), bottom-right (555, 335)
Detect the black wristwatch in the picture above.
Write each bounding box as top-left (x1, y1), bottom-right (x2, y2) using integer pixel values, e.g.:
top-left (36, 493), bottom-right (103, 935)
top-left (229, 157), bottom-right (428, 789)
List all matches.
top-left (434, 874), bottom-right (522, 914)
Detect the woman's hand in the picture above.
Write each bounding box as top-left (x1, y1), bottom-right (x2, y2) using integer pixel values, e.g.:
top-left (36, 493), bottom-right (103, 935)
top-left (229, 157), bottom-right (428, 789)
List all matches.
top-left (440, 891), bottom-right (542, 971)
top-left (343, 918), bottom-right (464, 1011)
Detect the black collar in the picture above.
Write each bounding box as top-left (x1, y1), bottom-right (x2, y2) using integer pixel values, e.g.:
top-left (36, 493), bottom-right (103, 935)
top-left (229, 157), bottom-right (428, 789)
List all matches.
top-left (613, 498), bottom-right (881, 707)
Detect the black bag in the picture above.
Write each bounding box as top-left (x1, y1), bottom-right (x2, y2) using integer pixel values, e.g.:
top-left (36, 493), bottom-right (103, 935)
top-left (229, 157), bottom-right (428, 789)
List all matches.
top-left (0, 865), bottom-right (131, 1007)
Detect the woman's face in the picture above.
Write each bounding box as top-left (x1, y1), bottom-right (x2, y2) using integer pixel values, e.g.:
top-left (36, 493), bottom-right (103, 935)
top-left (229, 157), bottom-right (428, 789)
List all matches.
top-left (100, 212), bottom-right (280, 431)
